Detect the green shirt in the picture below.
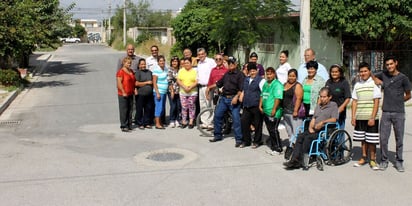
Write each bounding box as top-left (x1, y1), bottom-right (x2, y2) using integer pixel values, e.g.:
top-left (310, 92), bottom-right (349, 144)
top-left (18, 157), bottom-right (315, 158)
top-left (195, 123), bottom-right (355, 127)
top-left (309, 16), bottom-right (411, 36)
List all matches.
top-left (261, 79), bottom-right (283, 118)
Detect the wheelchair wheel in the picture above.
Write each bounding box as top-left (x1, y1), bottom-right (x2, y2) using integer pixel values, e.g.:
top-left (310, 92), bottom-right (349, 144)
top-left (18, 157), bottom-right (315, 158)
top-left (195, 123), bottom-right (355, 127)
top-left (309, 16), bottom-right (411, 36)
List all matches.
top-left (316, 156), bottom-right (324, 171)
top-left (326, 129), bottom-right (353, 165)
top-left (196, 108), bottom-right (214, 137)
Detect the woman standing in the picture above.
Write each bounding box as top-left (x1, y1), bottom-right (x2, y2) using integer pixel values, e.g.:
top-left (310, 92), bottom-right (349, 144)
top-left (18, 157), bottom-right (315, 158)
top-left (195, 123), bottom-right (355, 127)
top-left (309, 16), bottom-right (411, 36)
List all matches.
top-left (177, 57), bottom-right (198, 129)
top-left (152, 55), bottom-right (169, 129)
top-left (116, 57), bottom-right (136, 132)
top-left (325, 64), bottom-right (351, 129)
top-left (282, 69), bottom-right (304, 159)
top-left (135, 58), bottom-right (154, 129)
top-left (302, 60), bottom-right (326, 117)
top-left (276, 50), bottom-right (292, 84)
top-left (167, 56), bottom-right (182, 128)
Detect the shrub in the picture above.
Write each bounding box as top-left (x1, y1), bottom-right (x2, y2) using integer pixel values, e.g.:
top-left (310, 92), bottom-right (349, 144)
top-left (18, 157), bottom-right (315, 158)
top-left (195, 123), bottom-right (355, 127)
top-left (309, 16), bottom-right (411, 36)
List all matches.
top-left (0, 69), bottom-right (21, 87)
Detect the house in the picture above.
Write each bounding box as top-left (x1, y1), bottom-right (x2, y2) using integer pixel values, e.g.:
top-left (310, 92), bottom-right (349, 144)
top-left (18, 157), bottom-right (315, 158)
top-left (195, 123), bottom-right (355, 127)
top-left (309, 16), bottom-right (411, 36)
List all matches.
top-left (127, 27), bottom-right (175, 46)
top-left (232, 14), bottom-right (342, 76)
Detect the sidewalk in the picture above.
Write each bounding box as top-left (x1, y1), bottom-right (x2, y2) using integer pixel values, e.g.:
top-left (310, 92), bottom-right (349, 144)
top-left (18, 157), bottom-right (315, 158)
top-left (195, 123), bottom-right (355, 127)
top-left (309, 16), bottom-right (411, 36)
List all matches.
top-left (0, 52), bottom-right (51, 116)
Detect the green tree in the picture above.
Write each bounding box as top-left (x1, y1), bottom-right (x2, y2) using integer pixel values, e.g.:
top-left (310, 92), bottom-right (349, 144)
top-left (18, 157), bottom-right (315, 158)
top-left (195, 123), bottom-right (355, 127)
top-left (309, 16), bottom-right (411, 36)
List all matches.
top-left (0, 0), bottom-right (74, 69)
top-left (311, 0), bottom-right (412, 49)
top-left (171, 0), bottom-right (293, 60)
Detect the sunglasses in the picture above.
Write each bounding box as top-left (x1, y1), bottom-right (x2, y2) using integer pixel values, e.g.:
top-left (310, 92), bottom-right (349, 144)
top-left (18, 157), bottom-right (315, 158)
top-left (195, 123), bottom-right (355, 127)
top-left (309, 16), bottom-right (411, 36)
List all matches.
top-left (215, 58), bottom-right (222, 61)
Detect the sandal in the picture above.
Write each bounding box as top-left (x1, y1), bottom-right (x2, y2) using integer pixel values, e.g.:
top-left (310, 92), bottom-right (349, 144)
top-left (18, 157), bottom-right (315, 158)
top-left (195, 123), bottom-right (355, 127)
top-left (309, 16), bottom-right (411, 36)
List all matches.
top-left (145, 125), bottom-right (152, 129)
top-left (354, 157), bottom-right (367, 167)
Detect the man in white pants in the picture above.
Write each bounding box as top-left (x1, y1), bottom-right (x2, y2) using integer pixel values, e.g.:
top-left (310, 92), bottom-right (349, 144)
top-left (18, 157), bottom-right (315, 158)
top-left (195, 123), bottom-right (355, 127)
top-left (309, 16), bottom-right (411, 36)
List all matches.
top-left (196, 48), bottom-right (216, 128)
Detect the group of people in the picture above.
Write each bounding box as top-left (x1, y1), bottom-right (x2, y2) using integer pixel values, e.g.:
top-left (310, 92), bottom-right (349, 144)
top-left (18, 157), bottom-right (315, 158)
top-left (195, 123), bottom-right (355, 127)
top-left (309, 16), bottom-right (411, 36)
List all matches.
top-left (116, 45), bottom-right (411, 172)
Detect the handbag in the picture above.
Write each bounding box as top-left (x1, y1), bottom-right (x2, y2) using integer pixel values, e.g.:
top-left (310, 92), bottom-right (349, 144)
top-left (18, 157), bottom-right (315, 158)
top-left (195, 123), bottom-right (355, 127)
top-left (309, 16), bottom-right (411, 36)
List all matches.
top-left (292, 93), bottom-right (306, 118)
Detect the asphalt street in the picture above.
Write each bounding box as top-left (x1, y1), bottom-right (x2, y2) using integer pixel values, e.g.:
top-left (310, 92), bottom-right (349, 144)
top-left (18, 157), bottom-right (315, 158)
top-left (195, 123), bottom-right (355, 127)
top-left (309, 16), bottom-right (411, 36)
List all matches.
top-left (0, 44), bottom-right (411, 206)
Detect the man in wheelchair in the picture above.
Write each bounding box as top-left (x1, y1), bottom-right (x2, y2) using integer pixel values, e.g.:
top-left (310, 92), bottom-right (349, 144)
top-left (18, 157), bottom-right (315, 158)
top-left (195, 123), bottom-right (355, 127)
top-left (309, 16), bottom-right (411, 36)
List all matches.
top-left (284, 87), bottom-right (339, 170)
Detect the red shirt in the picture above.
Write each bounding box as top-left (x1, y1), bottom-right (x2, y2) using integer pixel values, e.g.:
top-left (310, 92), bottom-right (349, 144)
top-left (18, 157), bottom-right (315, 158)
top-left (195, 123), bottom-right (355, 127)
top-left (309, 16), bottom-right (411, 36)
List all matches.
top-left (207, 65), bottom-right (228, 86)
top-left (116, 69), bottom-right (136, 96)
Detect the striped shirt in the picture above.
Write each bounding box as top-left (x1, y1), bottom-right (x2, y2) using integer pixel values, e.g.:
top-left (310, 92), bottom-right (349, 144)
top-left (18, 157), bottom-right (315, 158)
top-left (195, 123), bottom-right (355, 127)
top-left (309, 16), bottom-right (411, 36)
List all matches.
top-left (352, 77), bottom-right (382, 120)
top-left (152, 65), bottom-right (169, 94)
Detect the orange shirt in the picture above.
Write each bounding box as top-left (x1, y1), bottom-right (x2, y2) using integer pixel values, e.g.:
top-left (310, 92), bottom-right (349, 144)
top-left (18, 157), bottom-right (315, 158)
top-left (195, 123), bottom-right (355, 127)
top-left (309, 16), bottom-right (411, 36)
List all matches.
top-left (116, 69), bottom-right (136, 96)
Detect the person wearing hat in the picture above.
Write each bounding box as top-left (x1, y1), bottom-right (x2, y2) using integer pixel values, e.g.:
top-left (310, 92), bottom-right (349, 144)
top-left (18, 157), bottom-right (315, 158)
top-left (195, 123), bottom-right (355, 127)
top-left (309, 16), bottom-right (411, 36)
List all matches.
top-left (243, 52), bottom-right (265, 77)
top-left (239, 62), bottom-right (265, 148)
top-left (209, 57), bottom-right (245, 147)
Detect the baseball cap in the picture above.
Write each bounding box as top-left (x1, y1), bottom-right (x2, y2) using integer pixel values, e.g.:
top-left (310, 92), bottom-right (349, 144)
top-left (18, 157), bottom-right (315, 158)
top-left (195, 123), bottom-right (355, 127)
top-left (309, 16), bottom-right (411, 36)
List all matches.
top-left (228, 56), bottom-right (237, 64)
top-left (249, 52), bottom-right (258, 58)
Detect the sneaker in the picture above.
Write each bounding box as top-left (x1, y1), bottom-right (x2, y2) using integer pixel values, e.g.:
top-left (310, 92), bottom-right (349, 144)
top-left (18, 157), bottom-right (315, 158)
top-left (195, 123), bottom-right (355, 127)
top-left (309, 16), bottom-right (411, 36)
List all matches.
top-left (395, 161), bottom-right (405, 172)
top-left (200, 124), bottom-right (208, 129)
top-left (266, 150), bottom-right (280, 156)
top-left (370, 160), bottom-right (379, 170)
top-left (354, 158), bottom-right (367, 167)
top-left (379, 161), bottom-right (388, 171)
top-left (175, 121), bottom-right (180, 128)
top-left (168, 122), bottom-right (175, 128)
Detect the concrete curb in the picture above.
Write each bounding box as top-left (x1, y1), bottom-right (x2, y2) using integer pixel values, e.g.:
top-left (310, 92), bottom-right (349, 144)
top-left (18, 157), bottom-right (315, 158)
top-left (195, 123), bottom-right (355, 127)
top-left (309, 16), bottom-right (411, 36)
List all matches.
top-left (0, 53), bottom-right (51, 116)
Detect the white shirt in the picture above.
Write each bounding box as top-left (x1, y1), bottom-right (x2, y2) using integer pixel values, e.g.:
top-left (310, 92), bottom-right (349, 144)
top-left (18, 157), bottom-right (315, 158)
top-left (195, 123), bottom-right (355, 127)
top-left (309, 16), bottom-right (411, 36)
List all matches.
top-left (297, 62), bottom-right (329, 83)
top-left (146, 56), bottom-right (158, 72)
top-left (276, 62), bottom-right (291, 84)
top-left (196, 57), bottom-right (216, 85)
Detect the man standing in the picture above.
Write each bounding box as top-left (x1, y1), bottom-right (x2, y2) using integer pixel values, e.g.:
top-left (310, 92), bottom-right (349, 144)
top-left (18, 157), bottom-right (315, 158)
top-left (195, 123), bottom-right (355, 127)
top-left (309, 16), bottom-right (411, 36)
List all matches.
top-left (197, 48), bottom-right (217, 128)
top-left (146, 45), bottom-right (159, 71)
top-left (297, 48), bottom-right (329, 83)
top-left (242, 52), bottom-right (265, 77)
top-left (374, 55), bottom-right (411, 172)
top-left (183, 48), bottom-right (198, 67)
top-left (117, 44), bottom-right (139, 72)
top-left (204, 54), bottom-right (228, 129)
top-left (209, 57), bottom-right (244, 147)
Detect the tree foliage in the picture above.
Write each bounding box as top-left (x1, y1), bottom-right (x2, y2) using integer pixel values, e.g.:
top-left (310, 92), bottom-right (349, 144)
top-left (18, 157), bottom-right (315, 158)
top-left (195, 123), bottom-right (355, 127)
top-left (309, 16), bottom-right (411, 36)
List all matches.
top-left (171, 0), bottom-right (293, 57)
top-left (312, 0), bottom-right (412, 48)
top-left (0, 0), bottom-right (74, 69)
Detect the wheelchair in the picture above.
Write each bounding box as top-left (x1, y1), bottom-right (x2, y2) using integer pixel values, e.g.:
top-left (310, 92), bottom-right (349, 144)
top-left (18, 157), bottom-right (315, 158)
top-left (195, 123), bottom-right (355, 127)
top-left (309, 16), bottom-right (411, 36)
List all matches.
top-left (292, 118), bottom-right (353, 171)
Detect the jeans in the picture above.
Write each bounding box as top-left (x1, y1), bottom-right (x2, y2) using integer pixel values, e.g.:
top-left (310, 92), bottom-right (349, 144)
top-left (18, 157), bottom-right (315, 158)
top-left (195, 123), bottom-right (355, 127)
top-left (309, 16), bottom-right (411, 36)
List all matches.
top-left (283, 113), bottom-right (303, 146)
top-left (118, 95), bottom-right (133, 129)
top-left (168, 93), bottom-right (181, 122)
top-left (154, 93), bottom-right (167, 118)
top-left (380, 112), bottom-right (405, 162)
top-left (213, 96), bottom-right (242, 143)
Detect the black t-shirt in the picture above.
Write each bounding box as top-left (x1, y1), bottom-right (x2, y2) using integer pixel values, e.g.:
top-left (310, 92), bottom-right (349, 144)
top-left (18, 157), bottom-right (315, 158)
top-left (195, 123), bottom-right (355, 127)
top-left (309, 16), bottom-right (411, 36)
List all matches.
top-left (375, 71), bottom-right (412, 113)
top-left (325, 78), bottom-right (351, 119)
top-left (135, 69), bottom-right (153, 96)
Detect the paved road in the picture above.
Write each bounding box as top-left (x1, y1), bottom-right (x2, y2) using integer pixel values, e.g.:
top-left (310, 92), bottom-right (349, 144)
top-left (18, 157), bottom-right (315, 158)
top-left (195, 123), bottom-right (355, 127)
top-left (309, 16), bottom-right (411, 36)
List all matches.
top-left (0, 44), bottom-right (411, 206)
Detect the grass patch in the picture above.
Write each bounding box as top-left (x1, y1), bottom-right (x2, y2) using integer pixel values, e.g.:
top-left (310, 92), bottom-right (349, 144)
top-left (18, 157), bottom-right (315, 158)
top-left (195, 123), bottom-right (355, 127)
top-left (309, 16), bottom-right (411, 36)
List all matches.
top-left (111, 36), bottom-right (172, 60)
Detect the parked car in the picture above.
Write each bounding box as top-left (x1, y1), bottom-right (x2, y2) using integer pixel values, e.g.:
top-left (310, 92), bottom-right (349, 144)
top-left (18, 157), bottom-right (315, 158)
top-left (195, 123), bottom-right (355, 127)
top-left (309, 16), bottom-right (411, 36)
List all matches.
top-left (61, 37), bottom-right (81, 43)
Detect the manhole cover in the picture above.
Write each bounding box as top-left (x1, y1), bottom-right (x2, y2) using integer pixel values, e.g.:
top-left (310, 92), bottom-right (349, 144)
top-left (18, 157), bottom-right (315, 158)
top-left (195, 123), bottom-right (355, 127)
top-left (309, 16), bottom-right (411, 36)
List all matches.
top-left (146, 152), bottom-right (184, 162)
top-left (134, 148), bottom-right (198, 167)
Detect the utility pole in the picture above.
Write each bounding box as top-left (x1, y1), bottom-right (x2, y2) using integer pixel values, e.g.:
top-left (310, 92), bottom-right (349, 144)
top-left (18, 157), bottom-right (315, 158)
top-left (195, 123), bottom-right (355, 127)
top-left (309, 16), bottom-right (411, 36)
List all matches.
top-left (108, 0), bottom-right (111, 43)
top-left (300, 0), bottom-right (310, 63)
top-left (123, 0), bottom-right (126, 47)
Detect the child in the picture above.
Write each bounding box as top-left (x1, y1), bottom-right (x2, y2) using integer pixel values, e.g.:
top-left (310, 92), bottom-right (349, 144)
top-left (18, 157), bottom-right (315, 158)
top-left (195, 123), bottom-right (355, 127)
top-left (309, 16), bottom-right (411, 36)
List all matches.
top-left (259, 67), bottom-right (283, 155)
top-left (351, 62), bottom-right (381, 170)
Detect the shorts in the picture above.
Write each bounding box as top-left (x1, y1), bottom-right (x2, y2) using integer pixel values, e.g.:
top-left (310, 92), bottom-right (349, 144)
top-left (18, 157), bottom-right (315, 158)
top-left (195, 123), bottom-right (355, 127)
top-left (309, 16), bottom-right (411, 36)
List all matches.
top-left (353, 120), bottom-right (379, 144)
